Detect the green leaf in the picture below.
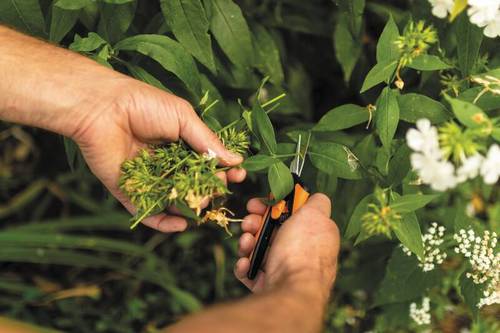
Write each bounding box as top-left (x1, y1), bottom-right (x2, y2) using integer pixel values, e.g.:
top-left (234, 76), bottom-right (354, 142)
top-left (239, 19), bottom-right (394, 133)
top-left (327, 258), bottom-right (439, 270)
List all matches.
top-left (160, 0), bottom-right (216, 73)
top-left (407, 55), bottom-right (452, 71)
top-left (459, 271), bottom-right (482, 318)
top-left (63, 137), bottom-right (79, 171)
top-left (345, 194), bottom-right (374, 239)
top-left (252, 24), bottom-right (284, 85)
top-left (242, 155), bottom-right (277, 172)
top-left (375, 87), bottom-right (399, 150)
top-left (334, 15), bottom-right (361, 82)
top-left (315, 172), bottom-right (338, 199)
top-left (251, 103), bottom-right (277, 154)
top-left (313, 104), bottom-right (369, 132)
top-left (338, 0), bottom-right (365, 36)
top-left (376, 15), bottom-right (400, 63)
top-left (97, 0), bottom-right (136, 44)
top-left (392, 212), bottom-right (424, 259)
top-left (55, 0), bottom-right (93, 10)
top-left (397, 93), bottom-right (452, 124)
top-left (102, 0), bottom-right (134, 3)
top-left (308, 142), bottom-right (362, 180)
top-left (445, 95), bottom-right (490, 129)
top-left (374, 146), bottom-right (390, 176)
top-left (458, 87), bottom-right (500, 112)
top-left (374, 247), bottom-right (440, 306)
top-left (353, 134), bottom-right (377, 168)
top-left (174, 200), bottom-right (201, 221)
top-left (69, 32), bottom-right (107, 52)
top-left (0, 0), bottom-right (46, 37)
top-left (205, 0), bottom-right (253, 68)
top-left (387, 143), bottom-right (411, 186)
top-left (268, 161), bottom-right (294, 200)
top-left (49, 4), bottom-right (79, 43)
top-left (492, 128), bottom-right (500, 143)
top-left (390, 194), bottom-right (439, 213)
top-left (115, 34), bottom-right (202, 97)
top-left (360, 60), bottom-right (398, 93)
top-left (125, 63), bottom-right (171, 92)
top-left (456, 13), bottom-right (483, 77)
top-left (0, 232), bottom-right (148, 256)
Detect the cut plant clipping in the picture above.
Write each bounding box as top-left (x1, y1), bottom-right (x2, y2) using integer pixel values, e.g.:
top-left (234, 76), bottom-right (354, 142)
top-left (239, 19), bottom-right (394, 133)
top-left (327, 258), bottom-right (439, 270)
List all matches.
top-left (1, 1), bottom-right (500, 332)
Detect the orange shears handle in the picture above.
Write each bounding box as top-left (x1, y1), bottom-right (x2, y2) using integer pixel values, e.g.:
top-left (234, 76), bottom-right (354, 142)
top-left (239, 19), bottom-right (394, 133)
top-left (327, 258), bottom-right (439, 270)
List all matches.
top-left (247, 178), bottom-right (309, 280)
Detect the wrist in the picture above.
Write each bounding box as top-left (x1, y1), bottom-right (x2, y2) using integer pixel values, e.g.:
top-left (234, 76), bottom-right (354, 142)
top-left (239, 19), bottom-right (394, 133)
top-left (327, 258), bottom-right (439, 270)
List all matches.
top-left (267, 264), bottom-right (335, 307)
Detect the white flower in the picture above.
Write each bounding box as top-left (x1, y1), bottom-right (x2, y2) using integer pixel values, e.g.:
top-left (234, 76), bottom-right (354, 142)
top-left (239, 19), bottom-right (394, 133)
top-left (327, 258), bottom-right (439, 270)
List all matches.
top-left (454, 229), bottom-right (499, 308)
top-left (402, 223), bottom-right (447, 272)
top-left (483, 13), bottom-right (500, 38)
top-left (411, 153), bottom-right (458, 191)
top-left (467, 0), bottom-right (500, 38)
top-left (428, 0), bottom-right (454, 18)
top-left (409, 297), bottom-right (431, 325)
top-left (406, 119), bottom-right (441, 156)
top-left (457, 154), bottom-right (484, 182)
top-left (480, 144), bottom-right (500, 184)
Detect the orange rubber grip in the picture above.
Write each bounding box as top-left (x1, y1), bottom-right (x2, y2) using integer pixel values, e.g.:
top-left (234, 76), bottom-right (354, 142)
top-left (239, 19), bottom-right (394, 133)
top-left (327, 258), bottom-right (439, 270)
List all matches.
top-left (292, 183), bottom-right (309, 213)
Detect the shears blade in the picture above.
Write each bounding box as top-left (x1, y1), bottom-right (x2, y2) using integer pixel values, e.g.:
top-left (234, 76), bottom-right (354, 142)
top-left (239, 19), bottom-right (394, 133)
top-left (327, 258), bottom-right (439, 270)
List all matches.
top-left (289, 132), bottom-right (310, 177)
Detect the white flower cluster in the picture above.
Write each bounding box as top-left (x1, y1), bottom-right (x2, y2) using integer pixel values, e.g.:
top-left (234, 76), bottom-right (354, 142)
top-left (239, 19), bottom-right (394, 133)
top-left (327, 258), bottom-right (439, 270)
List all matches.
top-left (454, 229), bottom-right (499, 308)
top-left (409, 297), bottom-right (431, 325)
top-left (406, 119), bottom-right (500, 191)
top-left (428, 0), bottom-right (500, 38)
top-left (402, 223), bottom-right (447, 272)
top-left (407, 119), bottom-right (457, 191)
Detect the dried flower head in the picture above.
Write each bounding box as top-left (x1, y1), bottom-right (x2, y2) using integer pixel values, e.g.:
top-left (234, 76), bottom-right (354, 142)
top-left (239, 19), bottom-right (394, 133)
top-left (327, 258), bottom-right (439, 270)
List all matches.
top-left (119, 125), bottom-right (247, 229)
top-left (395, 20), bottom-right (438, 67)
top-left (200, 207), bottom-right (243, 236)
top-left (362, 189), bottom-right (401, 238)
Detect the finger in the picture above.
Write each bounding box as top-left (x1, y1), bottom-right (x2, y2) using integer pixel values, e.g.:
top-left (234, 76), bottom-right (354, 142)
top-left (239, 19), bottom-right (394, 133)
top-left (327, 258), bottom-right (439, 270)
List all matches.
top-left (215, 171), bottom-right (228, 186)
top-left (227, 167), bottom-right (246, 183)
top-left (242, 214), bottom-right (263, 235)
top-left (247, 198), bottom-right (267, 215)
top-left (234, 257), bottom-right (266, 292)
top-left (141, 214), bottom-right (188, 233)
top-left (176, 100), bottom-right (243, 166)
top-left (302, 193), bottom-right (332, 217)
top-left (238, 232), bottom-right (256, 257)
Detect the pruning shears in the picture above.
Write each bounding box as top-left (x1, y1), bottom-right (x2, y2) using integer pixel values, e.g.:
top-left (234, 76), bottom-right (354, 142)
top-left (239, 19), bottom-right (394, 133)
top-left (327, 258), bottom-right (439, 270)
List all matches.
top-left (248, 135), bottom-right (311, 280)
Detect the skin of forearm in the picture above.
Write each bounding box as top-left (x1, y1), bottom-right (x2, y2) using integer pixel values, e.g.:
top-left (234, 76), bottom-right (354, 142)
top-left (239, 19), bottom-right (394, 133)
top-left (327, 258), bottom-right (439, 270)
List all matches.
top-left (0, 26), bottom-right (128, 139)
top-left (166, 277), bottom-right (331, 333)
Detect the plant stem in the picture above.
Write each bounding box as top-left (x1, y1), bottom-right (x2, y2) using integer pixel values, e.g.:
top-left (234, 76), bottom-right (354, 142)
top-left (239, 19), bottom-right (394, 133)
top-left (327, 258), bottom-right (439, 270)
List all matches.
top-left (217, 93), bottom-right (286, 134)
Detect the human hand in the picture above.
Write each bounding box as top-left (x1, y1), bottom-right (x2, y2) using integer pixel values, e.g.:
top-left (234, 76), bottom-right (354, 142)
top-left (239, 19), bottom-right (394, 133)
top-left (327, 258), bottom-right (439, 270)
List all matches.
top-left (70, 78), bottom-right (246, 232)
top-left (0, 27), bottom-right (243, 232)
top-left (234, 193), bottom-right (340, 295)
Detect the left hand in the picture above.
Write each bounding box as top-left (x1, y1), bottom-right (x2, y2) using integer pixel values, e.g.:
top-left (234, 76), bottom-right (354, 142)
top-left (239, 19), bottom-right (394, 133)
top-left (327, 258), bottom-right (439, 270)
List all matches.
top-left (70, 78), bottom-right (246, 232)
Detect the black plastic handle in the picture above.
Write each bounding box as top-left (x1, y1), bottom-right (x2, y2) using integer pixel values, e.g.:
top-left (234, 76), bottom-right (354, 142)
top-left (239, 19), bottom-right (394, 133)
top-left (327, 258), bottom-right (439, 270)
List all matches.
top-left (247, 209), bottom-right (276, 279)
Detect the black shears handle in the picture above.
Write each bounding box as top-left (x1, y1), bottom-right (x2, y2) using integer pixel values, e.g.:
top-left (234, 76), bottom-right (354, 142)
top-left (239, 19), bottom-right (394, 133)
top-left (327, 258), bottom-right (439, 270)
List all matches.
top-left (247, 174), bottom-right (309, 280)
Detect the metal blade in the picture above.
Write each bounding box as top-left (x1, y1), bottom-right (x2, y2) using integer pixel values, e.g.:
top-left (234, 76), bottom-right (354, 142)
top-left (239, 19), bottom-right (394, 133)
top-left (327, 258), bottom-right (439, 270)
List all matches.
top-left (289, 134), bottom-right (301, 175)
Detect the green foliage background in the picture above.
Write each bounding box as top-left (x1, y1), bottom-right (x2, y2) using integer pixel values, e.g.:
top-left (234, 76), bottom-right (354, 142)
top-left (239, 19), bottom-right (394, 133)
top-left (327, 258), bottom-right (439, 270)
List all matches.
top-left (0, 0), bottom-right (499, 332)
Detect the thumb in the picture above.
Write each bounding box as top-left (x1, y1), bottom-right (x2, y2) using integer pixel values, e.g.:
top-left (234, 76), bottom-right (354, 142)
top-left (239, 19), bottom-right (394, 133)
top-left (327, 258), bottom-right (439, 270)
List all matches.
top-left (302, 193), bottom-right (332, 217)
top-left (176, 100), bottom-right (243, 166)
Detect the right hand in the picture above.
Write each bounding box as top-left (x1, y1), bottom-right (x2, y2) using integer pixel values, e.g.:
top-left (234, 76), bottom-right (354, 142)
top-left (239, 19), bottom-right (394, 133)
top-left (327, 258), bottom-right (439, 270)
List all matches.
top-left (234, 193), bottom-right (340, 295)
